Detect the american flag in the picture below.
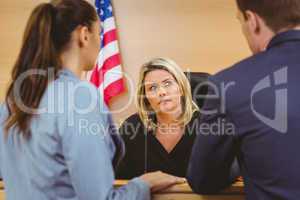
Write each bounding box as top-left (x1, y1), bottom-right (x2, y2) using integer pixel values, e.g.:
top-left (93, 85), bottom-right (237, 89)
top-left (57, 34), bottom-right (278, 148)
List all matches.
top-left (89, 0), bottom-right (125, 104)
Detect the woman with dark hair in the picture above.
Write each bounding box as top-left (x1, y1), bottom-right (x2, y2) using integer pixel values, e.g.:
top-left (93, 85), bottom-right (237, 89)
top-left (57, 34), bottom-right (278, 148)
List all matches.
top-left (0, 1), bottom-right (184, 199)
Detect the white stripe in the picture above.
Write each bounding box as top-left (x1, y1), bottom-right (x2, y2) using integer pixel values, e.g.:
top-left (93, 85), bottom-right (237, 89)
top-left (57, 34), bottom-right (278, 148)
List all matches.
top-left (86, 70), bottom-right (93, 81)
top-left (102, 17), bottom-right (116, 34)
top-left (96, 40), bottom-right (119, 70)
top-left (99, 65), bottom-right (123, 89)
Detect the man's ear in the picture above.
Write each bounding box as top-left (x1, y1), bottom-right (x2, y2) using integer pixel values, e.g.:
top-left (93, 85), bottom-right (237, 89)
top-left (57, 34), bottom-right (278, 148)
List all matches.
top-left (244, 10), bottom-right (261, 34)
top-left (78, 26), bottom-right (90, 48)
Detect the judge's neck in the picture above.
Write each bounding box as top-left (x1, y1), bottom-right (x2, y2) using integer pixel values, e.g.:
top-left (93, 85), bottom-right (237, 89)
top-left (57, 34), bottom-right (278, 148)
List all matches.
top-left (156, 109), bottom-right (182, 126)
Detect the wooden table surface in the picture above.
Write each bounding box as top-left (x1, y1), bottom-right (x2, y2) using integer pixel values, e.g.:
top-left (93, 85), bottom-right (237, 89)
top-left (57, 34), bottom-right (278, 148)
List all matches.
top-left (0, 180), bottom-right (245, 200)
top-left (115, 180), bottom-right (244, 194)
top-left (116, 180), bottom-right (245, 200)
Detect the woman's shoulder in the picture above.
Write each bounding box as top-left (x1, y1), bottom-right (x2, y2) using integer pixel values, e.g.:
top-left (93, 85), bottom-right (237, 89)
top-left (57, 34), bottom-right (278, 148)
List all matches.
top-left (0, 103), bottom-right (6, 114)
top-left (49, 70), bottom-right (104, 116)
top-left (122, 113), bottom-right (143, 124)
top-left (0, 103), bottom-right (8, 122)
top-left (190, 110), bottom-right (200, 123)
top-left (119, 113), bottom-right (146, 140)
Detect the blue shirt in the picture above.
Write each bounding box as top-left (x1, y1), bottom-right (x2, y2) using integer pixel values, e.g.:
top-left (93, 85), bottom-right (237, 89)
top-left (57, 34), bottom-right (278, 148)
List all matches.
top-left (0, 69), bottom-right (150, 200)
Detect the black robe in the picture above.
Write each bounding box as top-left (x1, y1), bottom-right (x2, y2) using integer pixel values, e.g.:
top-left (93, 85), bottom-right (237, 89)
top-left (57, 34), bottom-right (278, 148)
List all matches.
top-left (116, 112), bottom-right (200, 179)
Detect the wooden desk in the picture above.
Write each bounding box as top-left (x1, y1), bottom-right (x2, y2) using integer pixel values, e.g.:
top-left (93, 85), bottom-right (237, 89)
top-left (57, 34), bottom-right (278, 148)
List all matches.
top-left (115, 180), bottom-right (245, 200)
top-left (0, 182), bottom-right (4, 200)
top-left (0, 181), bottom-right (245, 200)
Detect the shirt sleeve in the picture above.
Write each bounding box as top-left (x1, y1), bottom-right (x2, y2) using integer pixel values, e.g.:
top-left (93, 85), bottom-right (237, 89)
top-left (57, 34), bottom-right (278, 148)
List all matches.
top-left (187, 77), bottom-right (239, 194)
top-left (59, 83), bottom-right (150, 200)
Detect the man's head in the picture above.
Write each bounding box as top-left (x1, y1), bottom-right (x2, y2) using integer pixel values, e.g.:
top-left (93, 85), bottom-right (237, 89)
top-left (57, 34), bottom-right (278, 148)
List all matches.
top-left (236, 0), bottom-right (300, 54)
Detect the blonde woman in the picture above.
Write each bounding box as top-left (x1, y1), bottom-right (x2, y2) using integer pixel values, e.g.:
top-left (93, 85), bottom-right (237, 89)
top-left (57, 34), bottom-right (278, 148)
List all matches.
top-left (117, 58), bottom-right (200, 179)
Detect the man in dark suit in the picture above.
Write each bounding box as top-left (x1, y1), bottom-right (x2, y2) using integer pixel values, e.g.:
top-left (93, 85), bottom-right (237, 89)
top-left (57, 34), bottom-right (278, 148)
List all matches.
top-left (187, 0), bottom-right (300, 199)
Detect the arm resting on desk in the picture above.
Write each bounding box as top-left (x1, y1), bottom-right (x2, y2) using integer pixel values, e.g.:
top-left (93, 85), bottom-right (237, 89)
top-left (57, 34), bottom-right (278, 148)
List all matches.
top-left (60, 89), bottom-right (150, 200)
top-left (187, 77), bottom-right (239, 194)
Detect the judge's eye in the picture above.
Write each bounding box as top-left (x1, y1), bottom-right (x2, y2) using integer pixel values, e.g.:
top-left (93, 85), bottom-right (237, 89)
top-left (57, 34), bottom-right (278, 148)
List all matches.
top-left (164, 81), bottom-right (172, 87)
top-left (163, 80), bottom-right (176, 88)
top-left (149, 85), bottom-right (157, 91)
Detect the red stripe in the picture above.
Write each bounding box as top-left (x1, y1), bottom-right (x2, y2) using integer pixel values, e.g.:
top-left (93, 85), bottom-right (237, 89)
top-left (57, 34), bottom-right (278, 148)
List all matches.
top-left (90, 27), bottom-right (125, 104)
top-left (103, 78), bottom-right (125, 104)
top-left (101, 54), bottom-right (121, 72)
top-left (97, 54), bottom-right (121, 86)
top-left (103, 29), bottom-right (117, 46)
top-left (89, 64), bottom-right (100, 87)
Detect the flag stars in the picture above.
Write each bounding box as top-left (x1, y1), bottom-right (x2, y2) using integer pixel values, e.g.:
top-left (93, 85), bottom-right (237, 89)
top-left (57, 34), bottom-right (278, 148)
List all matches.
top-left (108, 5), bottom-right (112, 12)
top-left (97, 0), bottom-right (113, 21)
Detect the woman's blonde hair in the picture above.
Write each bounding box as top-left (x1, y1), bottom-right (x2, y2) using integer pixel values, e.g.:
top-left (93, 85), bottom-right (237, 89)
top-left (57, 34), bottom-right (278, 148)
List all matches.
top-left (136, 57), bottom-right (199, 129)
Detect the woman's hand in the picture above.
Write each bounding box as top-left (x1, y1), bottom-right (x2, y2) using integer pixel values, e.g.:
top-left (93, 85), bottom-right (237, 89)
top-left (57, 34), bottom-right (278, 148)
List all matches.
top-left (139, 171), bottom-right (186, 193)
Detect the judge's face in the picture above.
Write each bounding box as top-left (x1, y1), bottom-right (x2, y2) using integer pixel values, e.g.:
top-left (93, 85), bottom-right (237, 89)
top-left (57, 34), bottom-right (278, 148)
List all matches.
top-left (144, 69), bottom-right (182, 115)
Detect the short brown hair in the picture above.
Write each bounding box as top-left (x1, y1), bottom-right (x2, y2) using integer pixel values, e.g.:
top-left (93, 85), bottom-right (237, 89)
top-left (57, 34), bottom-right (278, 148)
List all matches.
top-left (236, 0), bottom-right (300, 32)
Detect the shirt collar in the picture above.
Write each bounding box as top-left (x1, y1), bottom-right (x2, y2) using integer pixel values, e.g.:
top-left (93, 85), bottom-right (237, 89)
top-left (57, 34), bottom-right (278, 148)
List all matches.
top-left (267, 30), bottom-right (300, 50)
top-left (58, 68), bottom-right (80, 80)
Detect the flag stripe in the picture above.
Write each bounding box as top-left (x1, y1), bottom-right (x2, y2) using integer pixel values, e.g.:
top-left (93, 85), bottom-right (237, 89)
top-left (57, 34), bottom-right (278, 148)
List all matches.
top-left (102, 17), bottom-right (116, 34)
top-left (101, 54), bottom-right (121, 74)
top-left (97, 41), bottom-right (120, 70)
top-left (103, 79), bottom-right (125, 104)
top-left (95, 54), bottom-right (121, 87)
top-left (90, 64), bottom-right (101, 87)
top-left (103, 29), bottom-right (117, 46)
top-left (102, 54), bottom-right (121, 72)
top-left (90, 0), bottom-right (125, 105)
top-left (100, 65), bottom-right (123, 88)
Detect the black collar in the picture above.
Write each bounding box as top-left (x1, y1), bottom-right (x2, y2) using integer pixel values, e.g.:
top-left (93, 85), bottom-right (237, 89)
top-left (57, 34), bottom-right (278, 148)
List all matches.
top-left (267, 30), bottom-right (300, 50)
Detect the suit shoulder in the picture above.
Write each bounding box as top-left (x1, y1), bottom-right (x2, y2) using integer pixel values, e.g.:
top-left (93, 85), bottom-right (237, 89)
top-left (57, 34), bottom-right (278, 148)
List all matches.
top-left (212, 51), bottom-right (268, 83)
